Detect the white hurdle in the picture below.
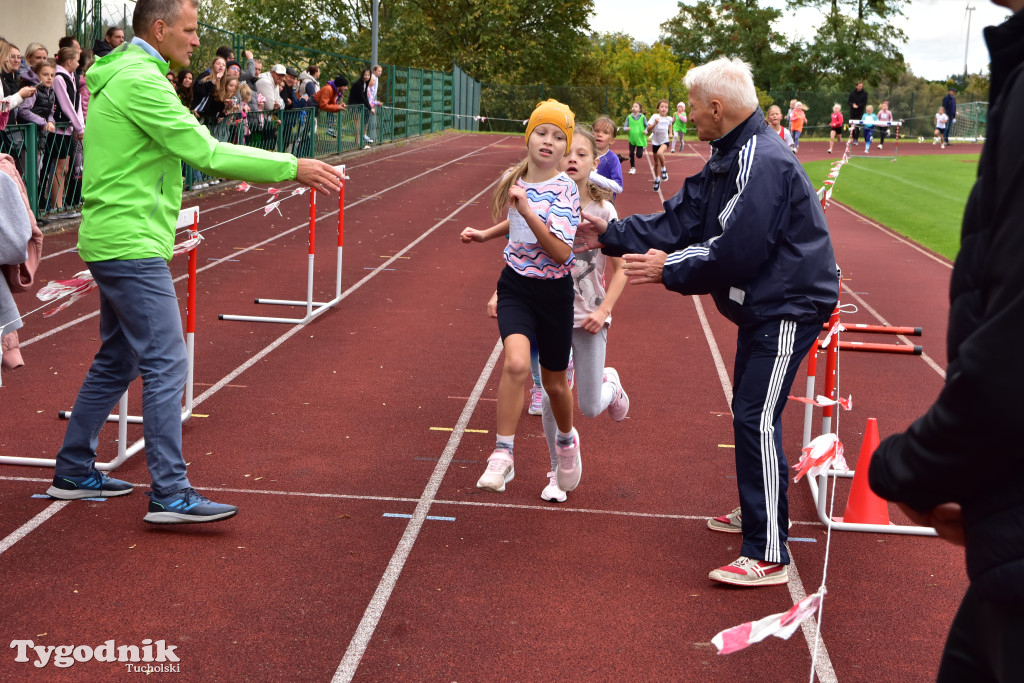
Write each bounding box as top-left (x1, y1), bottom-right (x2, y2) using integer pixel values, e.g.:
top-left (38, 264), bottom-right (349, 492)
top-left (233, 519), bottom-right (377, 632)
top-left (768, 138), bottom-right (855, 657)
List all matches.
top-left (0, 206), bottom-right (202, 471)
top-left (219, 165), bottom-right (347, 325)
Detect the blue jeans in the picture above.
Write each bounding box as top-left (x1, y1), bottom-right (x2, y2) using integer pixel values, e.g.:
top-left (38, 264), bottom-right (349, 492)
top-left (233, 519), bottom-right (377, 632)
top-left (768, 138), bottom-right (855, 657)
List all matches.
top-left (731, 319), bottom-right (822, 564)
top-left (56, 258), bottom-right (191, 495)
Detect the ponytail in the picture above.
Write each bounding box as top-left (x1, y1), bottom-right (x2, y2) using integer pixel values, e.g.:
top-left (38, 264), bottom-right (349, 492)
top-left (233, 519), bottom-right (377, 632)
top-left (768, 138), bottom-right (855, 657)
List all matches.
top-left (491, 158), bottom-right (529, 222)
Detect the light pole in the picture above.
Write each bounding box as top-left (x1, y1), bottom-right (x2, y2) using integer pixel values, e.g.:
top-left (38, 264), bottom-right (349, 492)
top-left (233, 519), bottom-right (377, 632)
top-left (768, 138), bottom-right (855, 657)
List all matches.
top-left (963, 4), bottom-right (975, 78)
top-left (371, 0), bottom-right (379, 67)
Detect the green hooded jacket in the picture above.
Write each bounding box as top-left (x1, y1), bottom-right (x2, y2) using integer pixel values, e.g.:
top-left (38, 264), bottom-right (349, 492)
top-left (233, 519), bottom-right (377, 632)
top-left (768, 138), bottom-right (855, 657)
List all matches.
top-left (79, 43), bottom-right (298, 262)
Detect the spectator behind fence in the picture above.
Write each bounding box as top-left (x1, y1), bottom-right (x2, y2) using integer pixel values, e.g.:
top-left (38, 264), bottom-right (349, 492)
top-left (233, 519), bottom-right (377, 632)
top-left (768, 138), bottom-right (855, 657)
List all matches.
top-left (51, 46), bottom-right (84, 213)
top-left (20, 43), bottom-right (47, 86)
top-left (1, 41), bottom-right (24, 105)
top-left (296, 65), bottom-right (319, 107)
top-left (78, 50), bottom-right (94, 119)
top-left (225, 59), bottom-right (241, 80)
top-left (240, 49), bottom-right (259, 88)
top-left (57, 36), bottom-right (80, 51)
top-left (17, 59), bottom-right (56, 134)
top-left (192, 56), bottom-right (225, 121)
top-left (176, 68), bottom-right (193, 109)
top-left (314, 74), bottom-right (348, 112)
top-left (0, 150), bottom-right (43, 373)
top-left (282, 66), bottom-right (298, 109)
top-left (92, 26), bottom-right (125, 59)
top-left (368, 64), bottom-right (383, 142)
top-left (256, 64), bottom-right (285, 111)
top-left (348, 67), bottom-right (373, 147)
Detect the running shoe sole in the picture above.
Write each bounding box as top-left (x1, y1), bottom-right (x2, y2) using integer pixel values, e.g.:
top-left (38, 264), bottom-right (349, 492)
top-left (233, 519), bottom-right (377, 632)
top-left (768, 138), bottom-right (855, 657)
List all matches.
top-left (144, 509), bottom-right (238, 524)
top-left (46, 485), bottom-right (133, 500)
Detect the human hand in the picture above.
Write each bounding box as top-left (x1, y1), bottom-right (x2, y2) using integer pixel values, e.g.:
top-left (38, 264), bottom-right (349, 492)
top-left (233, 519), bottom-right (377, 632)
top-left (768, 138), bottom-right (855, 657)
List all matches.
top-left (507, 185), bottom-right (527, 212)
top-left (295, 158), bottom-right (344, 195)
top-left (486, 291), bottom-right (498, 318)
top-left (45, 122), bottom-right (55, 133)
top-left (75, 132), bottom-right (84, 141)
top-left (623, 249), bottom-right (667, 285)
top-left (18, 85), bottom-right (36, 99)
top-left (580, 309), bottom-right (608, 334)
top-left (897, 502), bottom-right (965, 546)
top-left (244, 50), bottom-right (253, 60)
top-left (460, 227), bottom-right (485, 243)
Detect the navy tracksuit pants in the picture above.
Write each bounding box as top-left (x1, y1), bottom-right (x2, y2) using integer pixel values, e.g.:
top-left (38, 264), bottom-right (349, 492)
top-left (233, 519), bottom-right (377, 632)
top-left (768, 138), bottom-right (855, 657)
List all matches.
top-left (732, 318), bottom-right (822, 565)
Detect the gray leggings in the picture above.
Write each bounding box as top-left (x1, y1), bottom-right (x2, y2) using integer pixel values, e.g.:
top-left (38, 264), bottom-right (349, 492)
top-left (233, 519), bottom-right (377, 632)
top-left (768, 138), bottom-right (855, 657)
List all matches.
top-left (541, 326), bottom-right (615, 471)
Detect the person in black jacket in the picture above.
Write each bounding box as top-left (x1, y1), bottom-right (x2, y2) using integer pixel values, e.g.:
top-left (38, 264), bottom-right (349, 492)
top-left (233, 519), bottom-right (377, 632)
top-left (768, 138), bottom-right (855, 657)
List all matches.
top-left (348, 67), bottom-right (374, 148)
top-left (579, 56), bottom-right (838, 588)
top-left (848, 81), bottom-right (868, 142)
top-left (941, 87), bottom-right (958, 145)
top-left (92, 27), bottom-right (125, 59)
top-left (869, 3), bottom-right (1024, 680)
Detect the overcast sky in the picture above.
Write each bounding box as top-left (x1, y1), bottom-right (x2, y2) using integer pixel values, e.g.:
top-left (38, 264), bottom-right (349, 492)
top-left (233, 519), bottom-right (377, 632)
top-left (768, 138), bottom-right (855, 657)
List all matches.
top-left (588, 0), bottom-right (1013, 81)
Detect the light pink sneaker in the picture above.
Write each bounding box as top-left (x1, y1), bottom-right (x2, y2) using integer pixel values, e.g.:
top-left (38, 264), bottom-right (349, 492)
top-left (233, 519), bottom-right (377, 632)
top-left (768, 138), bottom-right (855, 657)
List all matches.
top-left (556, 428), bottom-right (581, 492)
top-left (541, 471), bottom-right (566, 503)
top-left (476, 449), bottom-right (514, 492)
top-left (708, 556), bottom-right (789, 586)
top-left (528, 385), bottom-right (543, 416)
top-left (603, 367), bottom-right (629, 421)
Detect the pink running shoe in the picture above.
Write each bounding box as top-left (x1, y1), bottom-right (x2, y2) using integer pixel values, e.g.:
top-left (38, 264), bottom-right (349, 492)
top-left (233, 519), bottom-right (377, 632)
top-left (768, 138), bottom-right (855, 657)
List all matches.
top-left (476, 449), bottom-right (514, 492)
top-left (556, 428), bottom-right (582, 492)
top-left (528, 385), bottom-right (543, 416)
top-left (603, 367), bottom-right (629, 421)
top-left (541, 471), bottom-right (566, 503)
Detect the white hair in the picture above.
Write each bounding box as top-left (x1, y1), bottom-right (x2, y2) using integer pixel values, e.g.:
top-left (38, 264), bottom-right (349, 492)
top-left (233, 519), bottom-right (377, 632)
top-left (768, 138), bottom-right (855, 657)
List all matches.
top-left (684, 57), bottom-right (759, 113)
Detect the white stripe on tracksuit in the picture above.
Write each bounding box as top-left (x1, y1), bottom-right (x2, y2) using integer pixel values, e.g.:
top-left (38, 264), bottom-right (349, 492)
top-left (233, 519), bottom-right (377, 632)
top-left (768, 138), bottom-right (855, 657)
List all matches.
top-left (759, 319), bottom-right (796, 563)
top-left (662, 135), bottom-right (756, 267)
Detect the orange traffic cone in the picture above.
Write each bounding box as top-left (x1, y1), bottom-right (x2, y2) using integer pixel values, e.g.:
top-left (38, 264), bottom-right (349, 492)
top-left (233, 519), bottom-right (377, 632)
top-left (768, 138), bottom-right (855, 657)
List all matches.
top-left (836, 418), bottom-right (891, 525)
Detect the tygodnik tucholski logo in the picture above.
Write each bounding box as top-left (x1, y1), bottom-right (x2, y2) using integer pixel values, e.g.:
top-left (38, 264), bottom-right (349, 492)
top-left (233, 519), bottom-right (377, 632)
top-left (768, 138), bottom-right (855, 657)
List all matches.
top-left (10, 639), bottom-right (180, 672)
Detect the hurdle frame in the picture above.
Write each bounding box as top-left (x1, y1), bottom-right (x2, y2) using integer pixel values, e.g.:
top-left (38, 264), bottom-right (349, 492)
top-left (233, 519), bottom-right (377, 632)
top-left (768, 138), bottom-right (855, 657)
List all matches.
top-left (845, 120), bottom-right (903, 160)
top-left (0, 207), bottom-right (202, 471)
top-left (799, 299), bottom-right (937, 536)
top-left (219, 165), bottom-right (346, 325)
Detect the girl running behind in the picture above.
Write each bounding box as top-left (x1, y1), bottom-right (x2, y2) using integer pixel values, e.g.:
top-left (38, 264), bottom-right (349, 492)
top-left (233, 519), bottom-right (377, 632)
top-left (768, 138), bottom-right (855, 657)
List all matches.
top-left (460, 99), bottom-right (582, 494)
top-left (647, 99), bottom-right (673, 191)
top-left (541, 126), bottom-right (631, 503)
top-left (827, 103), bottom-right (843, 155)
top-left (670, 102), bottom-right (687, 153)
top-left (591, 116), bottom-right (623, 200)
top-left (622, 102), bottom-right (646, 175)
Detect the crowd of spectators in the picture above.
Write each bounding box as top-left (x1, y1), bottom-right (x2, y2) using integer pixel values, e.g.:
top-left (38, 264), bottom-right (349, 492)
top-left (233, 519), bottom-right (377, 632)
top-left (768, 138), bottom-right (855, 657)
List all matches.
top-left (1, 31), bottom-right (384, 214)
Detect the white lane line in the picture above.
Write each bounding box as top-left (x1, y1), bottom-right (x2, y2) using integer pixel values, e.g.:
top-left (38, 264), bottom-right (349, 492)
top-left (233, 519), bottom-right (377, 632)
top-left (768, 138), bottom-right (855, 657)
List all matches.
top-left (21, 136), bottom-right (511, 349)
top-left (331, 341), bottom-right (504, 683)
top-left (0, 501), bottom-right (68, 557)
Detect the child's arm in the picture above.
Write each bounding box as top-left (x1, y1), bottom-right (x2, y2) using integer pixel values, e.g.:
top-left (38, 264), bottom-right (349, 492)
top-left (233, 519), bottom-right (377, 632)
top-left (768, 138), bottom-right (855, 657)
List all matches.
top-left (589, 170), bottom-right (622, 195)
top-left (461, 219), bottom-right (510, 244)
top-left (580, 255), bottom-right (627, 334)
top-left (508, 186), bottom-right (572, 263)
top-left (486, 290), bottom-right (498, 318)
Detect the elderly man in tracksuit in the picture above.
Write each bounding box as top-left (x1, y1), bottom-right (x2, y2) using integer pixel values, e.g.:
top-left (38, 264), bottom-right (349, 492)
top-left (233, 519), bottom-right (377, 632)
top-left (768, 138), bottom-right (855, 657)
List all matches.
top-left (580, 57), bottom-right (838, 587)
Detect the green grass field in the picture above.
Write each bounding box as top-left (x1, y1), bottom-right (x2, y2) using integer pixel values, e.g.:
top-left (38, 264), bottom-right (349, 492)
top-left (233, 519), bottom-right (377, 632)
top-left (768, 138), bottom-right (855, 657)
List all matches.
top-left (802, 153), bottom-right (979, 260)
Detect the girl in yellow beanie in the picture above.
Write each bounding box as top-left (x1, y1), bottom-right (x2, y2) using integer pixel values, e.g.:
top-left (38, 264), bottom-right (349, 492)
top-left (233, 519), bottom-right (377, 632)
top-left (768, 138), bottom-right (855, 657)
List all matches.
top-left (460, 99), bottom-right (583, 495)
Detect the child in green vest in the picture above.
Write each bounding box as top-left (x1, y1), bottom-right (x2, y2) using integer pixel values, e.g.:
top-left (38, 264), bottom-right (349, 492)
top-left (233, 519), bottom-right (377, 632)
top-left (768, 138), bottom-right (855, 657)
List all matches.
top-left (621, 102), bottom-right (647, 175)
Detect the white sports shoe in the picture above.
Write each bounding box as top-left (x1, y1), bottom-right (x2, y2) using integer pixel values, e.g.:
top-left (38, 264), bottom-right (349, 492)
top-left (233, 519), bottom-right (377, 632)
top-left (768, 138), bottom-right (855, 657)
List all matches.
top-left (628, 168), bottom-right (636, 175)
top-left (604, 368), bottom-right (630, 421)
top-left (476, 449), bottom-right (514, 492)
top-left (541, 471), bottom-right (567, 503)
top-left (555, 428), bottom-right (582, 492)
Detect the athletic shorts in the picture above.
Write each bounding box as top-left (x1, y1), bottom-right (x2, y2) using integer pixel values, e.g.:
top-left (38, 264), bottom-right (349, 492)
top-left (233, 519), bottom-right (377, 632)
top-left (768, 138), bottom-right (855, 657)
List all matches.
top-left (830, 125), bottom-right (844, 134)
top-left (495, 266), bottom-right (574, 371)
top-left (651, 141), bottom-right (668, 154)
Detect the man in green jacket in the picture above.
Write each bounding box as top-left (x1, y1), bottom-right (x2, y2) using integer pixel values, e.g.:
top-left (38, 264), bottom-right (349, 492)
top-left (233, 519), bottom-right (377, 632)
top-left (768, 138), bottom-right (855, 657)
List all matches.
top-left (45, 0), bottom-right (343, 524)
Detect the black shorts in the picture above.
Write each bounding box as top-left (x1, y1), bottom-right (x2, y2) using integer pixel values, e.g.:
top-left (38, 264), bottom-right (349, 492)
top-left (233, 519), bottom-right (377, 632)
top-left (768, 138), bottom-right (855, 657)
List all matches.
top-left (651, 141), bottom-right (668, 154)
top-left (830, 125), bottom-right (844, 134)
top-left (495, 266), bottom-right (574, 371)
top-left (45, 133), bottom-right (73, 161)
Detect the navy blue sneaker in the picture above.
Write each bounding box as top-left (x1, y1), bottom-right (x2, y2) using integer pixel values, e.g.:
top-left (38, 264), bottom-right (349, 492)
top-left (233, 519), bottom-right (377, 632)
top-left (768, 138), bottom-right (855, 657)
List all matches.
top-left (144, 488), bottom-right (238, 524)
top-left (47, 470), bottom-right (134, 499)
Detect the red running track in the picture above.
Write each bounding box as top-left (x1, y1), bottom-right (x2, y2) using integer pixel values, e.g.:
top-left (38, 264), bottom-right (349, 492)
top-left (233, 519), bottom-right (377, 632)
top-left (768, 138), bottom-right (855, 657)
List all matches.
top-left (0, 133), bottom-right (973, 681)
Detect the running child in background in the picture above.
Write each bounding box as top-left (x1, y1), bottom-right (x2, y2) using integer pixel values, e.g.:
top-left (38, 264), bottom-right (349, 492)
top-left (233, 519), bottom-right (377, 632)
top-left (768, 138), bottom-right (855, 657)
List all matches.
top-left (934, 106), bottom-right (948, 148)
top-left (765, 105), bottom-right (795, 150)
top-left (460, 99), bottom-right (582, 494)
top-left (827, 103), bottom-right (843, 155)
top-left (622, 102), bottom-right (646, 175)
top-left (862, 104), bottom-right (878, 153)
top-left (789, 101), bottom-right (806, 152)
top-left (646, 99), bottom-right (673, 192)
top-left (540, 126), bottom-right (630, 503)
top-left (876, 101), bottom-right (893, 150)
top-left (591, 116), bottom-right (623, 200)
top-left (670, 102), bottom-right (687, 153)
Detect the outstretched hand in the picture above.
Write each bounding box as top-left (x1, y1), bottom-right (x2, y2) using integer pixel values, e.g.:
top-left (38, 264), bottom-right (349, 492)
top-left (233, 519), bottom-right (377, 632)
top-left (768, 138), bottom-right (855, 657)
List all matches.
top-left (622, 249), bottom-right (668, 285)
top-left (295, 158), bottom-right (344, 195)
top-left (576, 211), bottom-right (609, 252)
